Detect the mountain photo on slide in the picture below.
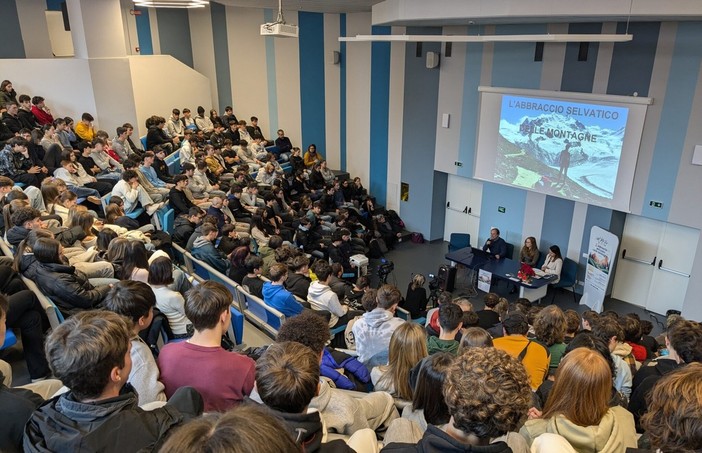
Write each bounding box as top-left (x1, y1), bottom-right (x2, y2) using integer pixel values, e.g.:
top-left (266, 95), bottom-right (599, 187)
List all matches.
top-left (495, 95), bottom-right (629, 204)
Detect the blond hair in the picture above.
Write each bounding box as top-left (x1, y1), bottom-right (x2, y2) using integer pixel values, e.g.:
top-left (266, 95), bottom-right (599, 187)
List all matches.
top-left (377, 322), bottom-right (428, 400)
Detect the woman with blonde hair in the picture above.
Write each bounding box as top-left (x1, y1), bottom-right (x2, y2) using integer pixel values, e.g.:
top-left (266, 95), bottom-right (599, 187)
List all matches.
top-left (534, 304), bottom-right (568, 372)
top-left (371, 322), bottom-right (428, 400)
top-left (519, 236), bottom-right (540, 267)
top-left (401, 273), bottom-right (428, 319)
top-left (520, 348), bottom-right (637, 452)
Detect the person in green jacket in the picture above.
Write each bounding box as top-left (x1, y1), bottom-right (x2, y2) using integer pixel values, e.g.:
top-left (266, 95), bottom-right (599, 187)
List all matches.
top-left (427, 303), bottom-right (463, 355)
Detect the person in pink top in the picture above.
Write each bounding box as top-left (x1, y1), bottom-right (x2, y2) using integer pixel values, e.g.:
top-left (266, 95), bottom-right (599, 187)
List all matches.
top-left (158, 281), bottom-right (255, 412)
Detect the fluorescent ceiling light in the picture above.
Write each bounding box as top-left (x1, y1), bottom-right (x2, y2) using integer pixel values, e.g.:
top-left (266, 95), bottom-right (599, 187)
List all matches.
top-left (339, 34), bottom-right (633, 43)
top-left (133, 0), bottom-right (208, 8)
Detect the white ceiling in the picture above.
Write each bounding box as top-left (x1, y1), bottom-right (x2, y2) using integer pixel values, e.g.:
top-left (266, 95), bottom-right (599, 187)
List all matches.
top-left (214, 0), bottom-right (382, 14)
top-left (373, 0), bottom-right (702, 26)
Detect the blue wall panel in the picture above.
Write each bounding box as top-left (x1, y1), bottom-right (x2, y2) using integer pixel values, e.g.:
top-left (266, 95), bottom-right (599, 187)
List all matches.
top-left (491, 24), bottom-right (546, 89)
top-left (479, 183), bottom-right (527, 248)
top-left (298, 12), bottom-right (326, 152)
top-left (211, 2), bottom-right (232, 110)
top-left (641, 22), bottom-right (702, 220)
top-left (478, 24), bottom-right (543, 247)
top-left (457, 27), bottom-right (483, 179)
top-left (541, 196), bottom-right (575, 253)
top-left (135, 7), bottom-right (153, 56)
top-left (339, 14), bottom-right (347, 171)
top-left (0, 0), bottom-right (26, 59)
top-left (45, 0), bottom-right (62, 10)
top-left (561, 23), bottom-right (601, 93)
top-left (157, 9), bottom-right (194, 68)
top-left (369, 26), bottom-right (391, 205)
top-left (399, 27), bottom-right (442, 238)
top-left (607, 22), bottom-right (660, 97)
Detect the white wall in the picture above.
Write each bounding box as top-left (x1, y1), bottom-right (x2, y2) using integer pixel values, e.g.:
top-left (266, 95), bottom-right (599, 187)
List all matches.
top-left (89, 58), bottom-right (137, 137)
top-left (345, 12), bottom-right (372, 187)
top-left (129, 55), bottom-right (212, 138)
top-left (386, 25), bottom-right (406, 211)
top-left (15, 0), bottom-right (53, 58)
top-left (189, 7), bottom-right (219, 110)
top-left (226, 7), bottom-right (271, 137)
top-left (274, 10), bottom-right (303, 151)
top-left (0, 59), bottom-right (97, 124)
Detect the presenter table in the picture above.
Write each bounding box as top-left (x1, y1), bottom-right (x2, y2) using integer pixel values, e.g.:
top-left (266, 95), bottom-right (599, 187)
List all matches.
top-left (445, 247), bottom-right (555, 302)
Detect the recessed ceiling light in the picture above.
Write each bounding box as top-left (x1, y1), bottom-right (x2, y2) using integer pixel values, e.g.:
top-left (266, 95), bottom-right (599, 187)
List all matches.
top-left (133, 0), bottom-right (209, 8)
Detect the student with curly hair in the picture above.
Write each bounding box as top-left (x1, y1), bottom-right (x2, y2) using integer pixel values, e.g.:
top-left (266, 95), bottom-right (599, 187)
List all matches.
top-left (640, 362), bottom-right (702, 453)
top-left (533, 305), bottom-right (568, 372)
top-left (384, 347), bottom-right (532, 452)
top-left (629, 318), bottom-right (702, 431)
top-left (520, 348), bottom-right (637, 452)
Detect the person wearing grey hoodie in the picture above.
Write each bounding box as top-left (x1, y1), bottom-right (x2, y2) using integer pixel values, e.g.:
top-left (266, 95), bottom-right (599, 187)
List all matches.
top-left (191, 224), bottom-right (230, 274)
top-left (352, 284), bottom-right (405, 366)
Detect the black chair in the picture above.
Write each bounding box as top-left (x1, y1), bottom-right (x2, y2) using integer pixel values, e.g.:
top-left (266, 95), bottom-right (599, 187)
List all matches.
top-left (505, 242), bottom-right (514, 260)
top-left (550, 258), bottom-right (578, 304)
top-left (448, 233), bottom-right (470, 253)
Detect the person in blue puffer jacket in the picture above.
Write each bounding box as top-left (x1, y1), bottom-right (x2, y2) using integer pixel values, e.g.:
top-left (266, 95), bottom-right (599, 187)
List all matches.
top-left (321, 347), bottom-right (371, 391)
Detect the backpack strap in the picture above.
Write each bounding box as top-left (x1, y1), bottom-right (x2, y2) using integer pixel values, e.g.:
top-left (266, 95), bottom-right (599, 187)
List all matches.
top-left (517, 340), bottom-right (532, 361)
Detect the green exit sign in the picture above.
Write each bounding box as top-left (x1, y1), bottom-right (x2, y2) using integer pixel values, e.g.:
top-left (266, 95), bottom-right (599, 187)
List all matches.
top-left (498, 206), bottom-right (506, 213)
top-left (649, 201), bottom-right (663, 208)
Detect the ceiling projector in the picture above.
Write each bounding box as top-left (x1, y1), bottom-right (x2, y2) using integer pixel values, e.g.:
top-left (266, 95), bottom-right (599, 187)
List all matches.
top-left (260, 23), bottom-right (299, 38)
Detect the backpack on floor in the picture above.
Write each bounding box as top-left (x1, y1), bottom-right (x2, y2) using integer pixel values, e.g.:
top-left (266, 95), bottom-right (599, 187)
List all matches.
top-left (411, 232), bottom-right (425, 243)
top-left (368, 238), bottom-right (388, 258)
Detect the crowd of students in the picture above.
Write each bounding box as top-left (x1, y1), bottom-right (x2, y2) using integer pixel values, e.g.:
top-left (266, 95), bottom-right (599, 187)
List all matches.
top-left (1, 80), bottom-right (701, 452)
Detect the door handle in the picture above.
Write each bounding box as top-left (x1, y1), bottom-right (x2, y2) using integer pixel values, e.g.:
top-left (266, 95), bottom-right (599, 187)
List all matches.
top-left (658, 259), bottom-right (690, 278)
top-left (621, 249), bottom-right (655, 266)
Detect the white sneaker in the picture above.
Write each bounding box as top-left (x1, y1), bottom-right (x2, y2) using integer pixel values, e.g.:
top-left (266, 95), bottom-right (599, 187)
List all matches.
top-left (146, 202), bottom-right (164, 216)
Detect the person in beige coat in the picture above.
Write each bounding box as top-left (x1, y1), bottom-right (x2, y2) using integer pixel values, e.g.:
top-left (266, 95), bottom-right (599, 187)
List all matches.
top-left (520, 348), bottom-right (637, 453)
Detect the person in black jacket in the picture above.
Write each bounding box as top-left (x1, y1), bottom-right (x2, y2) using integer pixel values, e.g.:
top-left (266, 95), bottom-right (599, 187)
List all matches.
top-left (153, 146), bottom-right (173, 183)
top-left (284, 255), bottom-right (312, 300)
top-left (0, 293), bottom-right (63, 453)
top-left (169, 174), bottom-right (196, 216)
top-left (172, 207), bottom-right (203, 247)
top-left (23, 310), bottom-right (203, 453)
top-left (7, 206), bottom-right (85, 248)
top-left (628, 319), bottom-right (702, 431)
top-left (18, 237), bottom-right (109, 318)
top-left (145, 116), bottom-right (176, 153)
top-left (401, 274), bottom-right (428, 320)
top-left (328, 229), bottom-right (354, 275)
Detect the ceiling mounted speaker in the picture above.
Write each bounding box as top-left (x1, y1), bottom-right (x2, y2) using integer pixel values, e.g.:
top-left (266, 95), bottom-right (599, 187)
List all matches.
top-left (426, 51), bottom-right (440, 69)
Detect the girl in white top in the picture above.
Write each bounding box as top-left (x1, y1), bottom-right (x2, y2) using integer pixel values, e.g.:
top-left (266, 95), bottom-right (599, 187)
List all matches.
top-left (148, 256), bottom-right (191, 337)
top-left (541, 245), bottom-right (563, 284)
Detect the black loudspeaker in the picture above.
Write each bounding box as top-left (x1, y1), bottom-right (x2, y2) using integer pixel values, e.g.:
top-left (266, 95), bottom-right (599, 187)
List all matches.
top-left (437, 265), bottom-right (457, 292)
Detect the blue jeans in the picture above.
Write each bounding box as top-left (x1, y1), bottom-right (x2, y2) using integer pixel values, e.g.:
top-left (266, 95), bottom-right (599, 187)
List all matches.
top-left (67, 185), bottom-right (100, 198)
